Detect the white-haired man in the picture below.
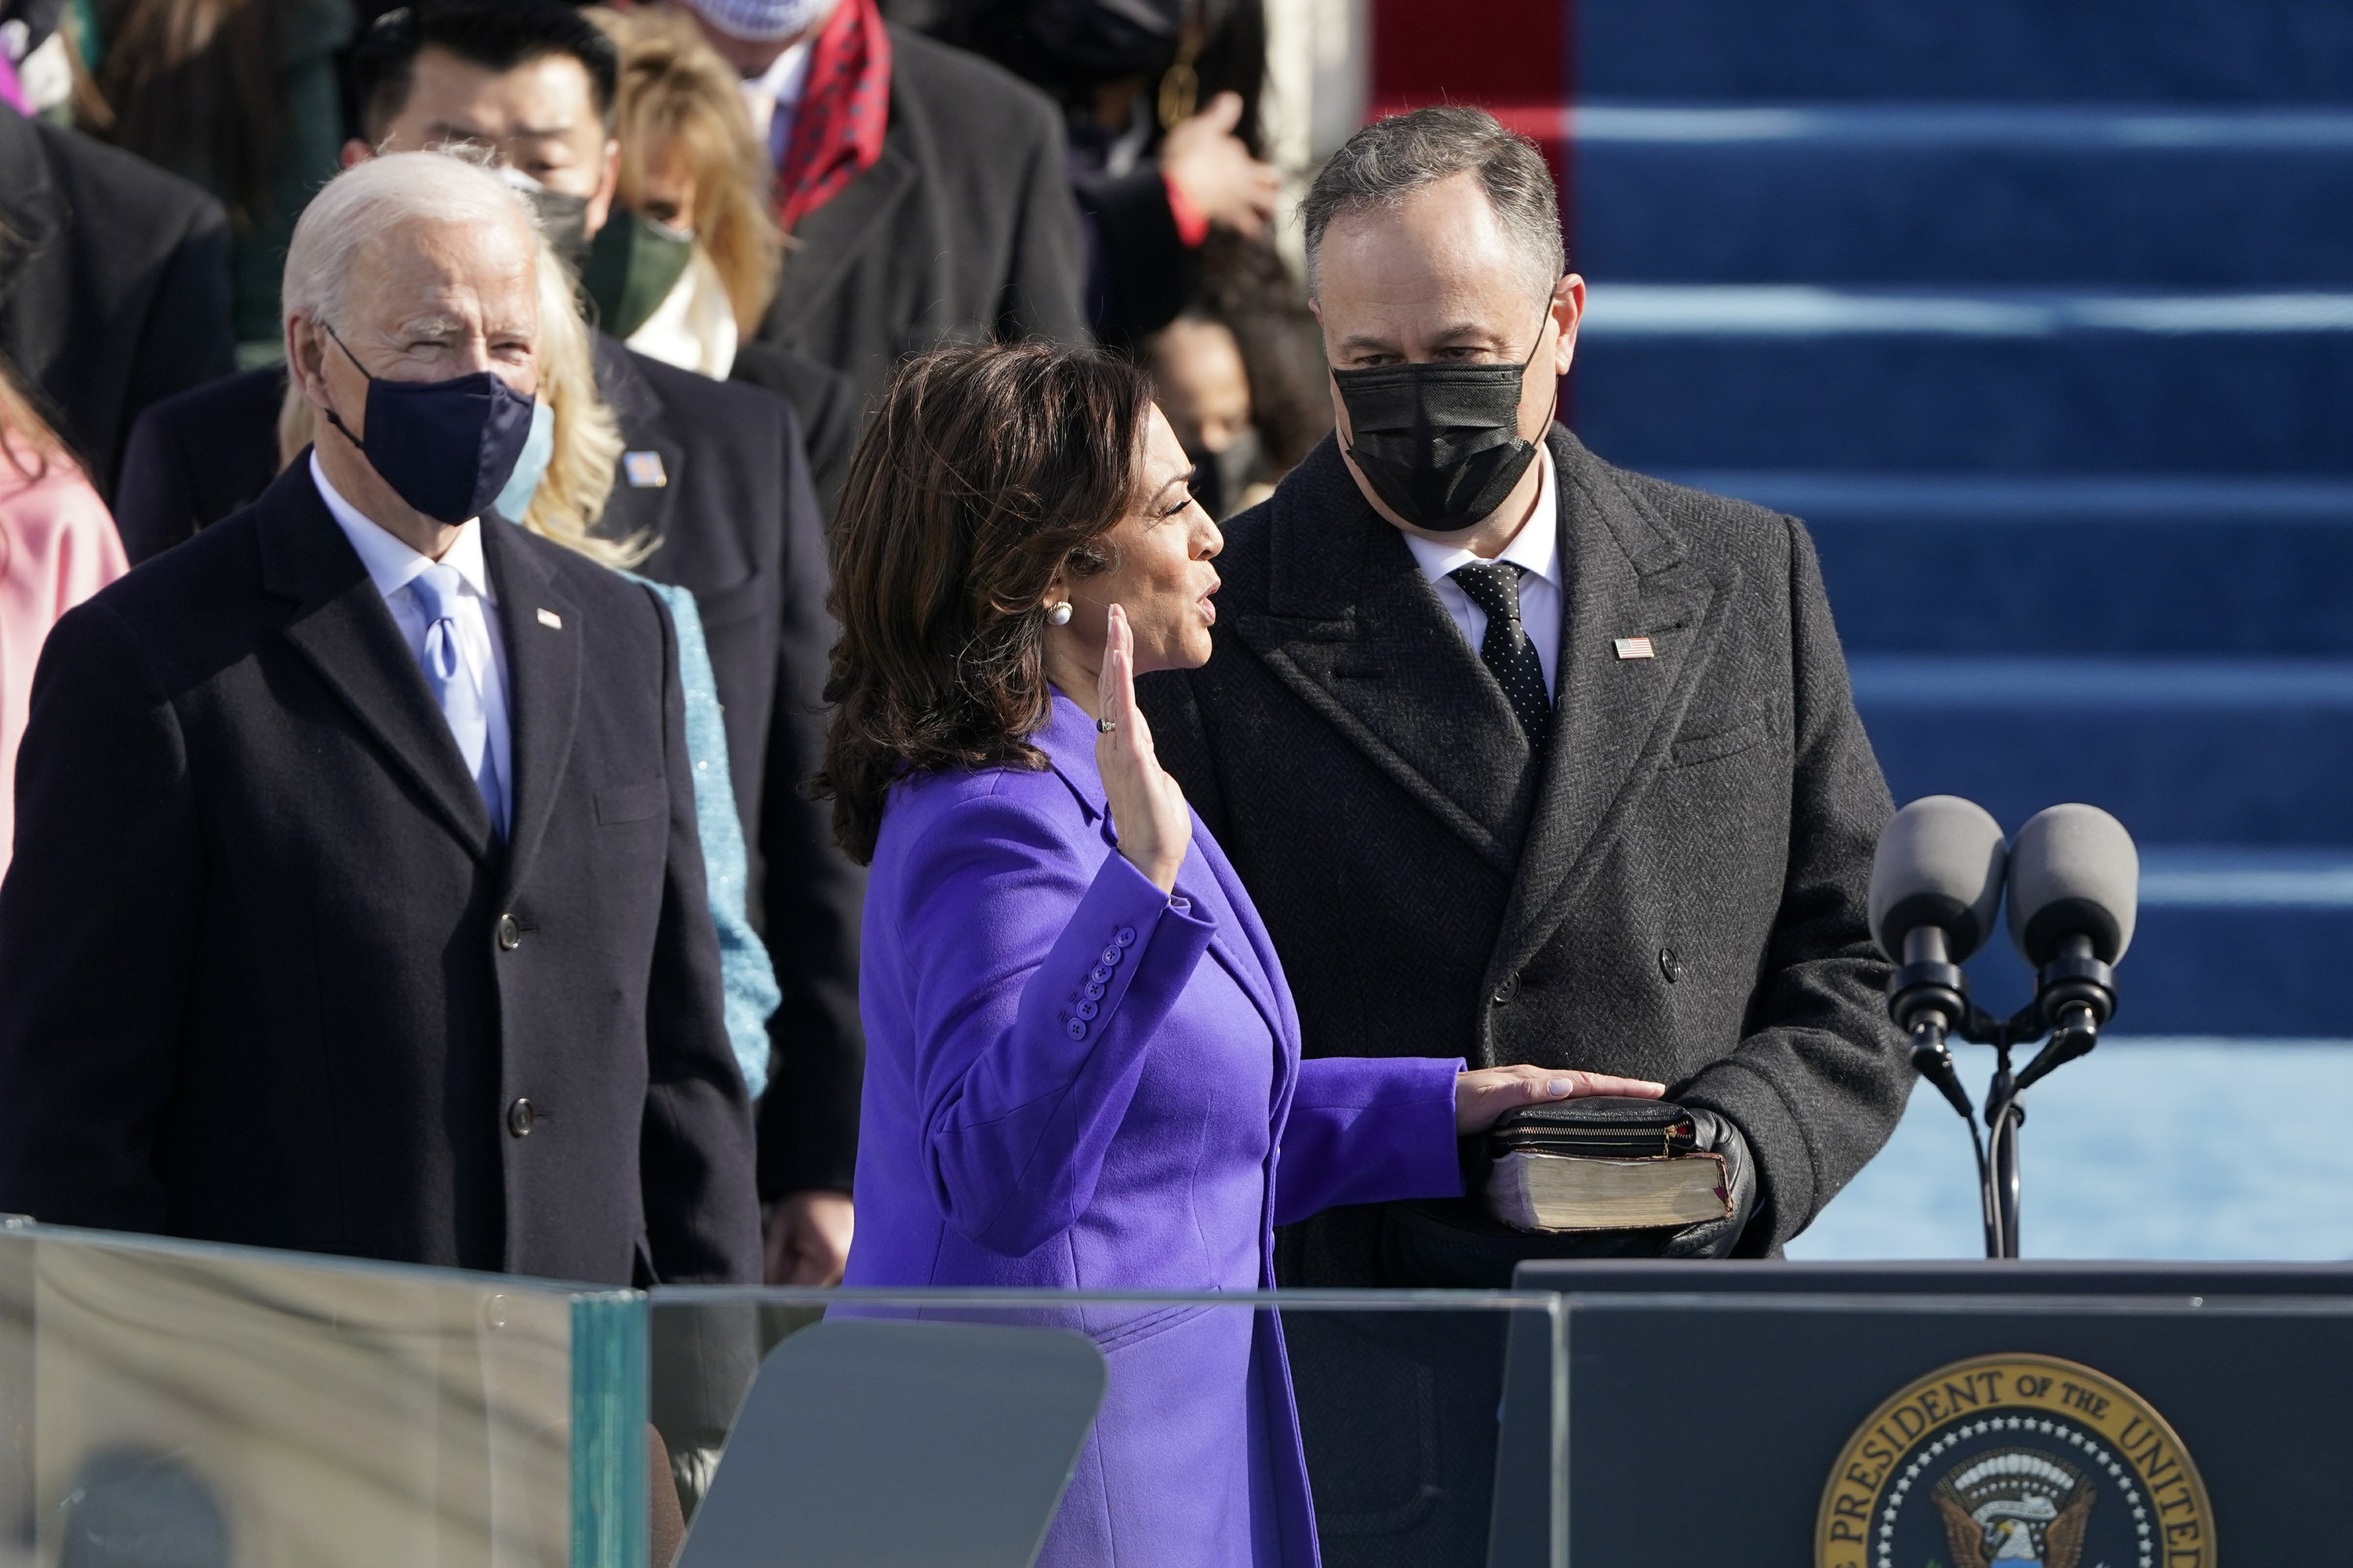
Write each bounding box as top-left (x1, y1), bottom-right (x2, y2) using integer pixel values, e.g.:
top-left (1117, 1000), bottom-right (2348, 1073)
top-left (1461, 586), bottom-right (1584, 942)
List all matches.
top-left (0, 151), bottom-right (762, 1290)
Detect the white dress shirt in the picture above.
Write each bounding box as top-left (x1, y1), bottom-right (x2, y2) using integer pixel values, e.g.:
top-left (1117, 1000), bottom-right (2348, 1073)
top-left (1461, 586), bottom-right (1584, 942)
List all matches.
top-left (311, 454), bottom-right (514, 827)
top-left (1402, 442), bottom-right (1563, 698)
top-left (744, 39), bottom-right (813, 169)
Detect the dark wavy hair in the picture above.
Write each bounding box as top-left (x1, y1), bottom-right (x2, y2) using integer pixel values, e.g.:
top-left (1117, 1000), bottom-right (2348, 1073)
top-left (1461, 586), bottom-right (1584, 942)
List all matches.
top-left (816, 342), bottom-right (1155, 864)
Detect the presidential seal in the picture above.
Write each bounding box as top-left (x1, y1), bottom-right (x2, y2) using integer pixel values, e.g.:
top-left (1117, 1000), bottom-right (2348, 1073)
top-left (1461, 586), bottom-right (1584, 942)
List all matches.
top-left (1815, 1354), bottom-right (2213, 1568)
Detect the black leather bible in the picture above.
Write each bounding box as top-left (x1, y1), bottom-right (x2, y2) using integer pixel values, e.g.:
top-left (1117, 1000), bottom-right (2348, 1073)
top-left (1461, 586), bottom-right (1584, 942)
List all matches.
top-left (1484, 1097), bottom-right (1734, 1233)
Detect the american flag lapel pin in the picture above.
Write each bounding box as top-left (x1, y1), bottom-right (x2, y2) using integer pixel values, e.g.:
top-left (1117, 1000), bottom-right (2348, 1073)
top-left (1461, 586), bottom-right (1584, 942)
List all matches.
top-left (623, 450), bottom-right (668, 488)
top-left (1613, 636), bottom-right (1655, 660)
top-left (536, 607), bottom-right (563, 630)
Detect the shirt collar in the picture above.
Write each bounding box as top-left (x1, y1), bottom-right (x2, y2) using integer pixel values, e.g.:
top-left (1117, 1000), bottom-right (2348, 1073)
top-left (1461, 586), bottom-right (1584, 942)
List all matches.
top-left (1401, 440), bottom-right (1561, 591)
top-left (753, 38), bottom-right (813, 112)
top-left (311, 451), bottom-right (496, 608)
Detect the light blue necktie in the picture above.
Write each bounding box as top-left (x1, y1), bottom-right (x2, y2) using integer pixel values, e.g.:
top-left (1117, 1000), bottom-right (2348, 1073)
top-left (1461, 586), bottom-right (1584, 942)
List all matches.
top-left (410, 563), bottom-right (504, 837)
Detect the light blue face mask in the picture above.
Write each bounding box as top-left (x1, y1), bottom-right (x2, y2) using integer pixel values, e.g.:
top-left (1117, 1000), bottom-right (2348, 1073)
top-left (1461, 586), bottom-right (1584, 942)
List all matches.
top-left (491, 398), bottom-right (557, 522)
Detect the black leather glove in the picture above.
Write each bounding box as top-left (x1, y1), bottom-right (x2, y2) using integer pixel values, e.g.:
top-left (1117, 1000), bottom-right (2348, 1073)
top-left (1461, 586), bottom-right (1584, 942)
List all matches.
top-left (1660, 1108), bottom-right (1756, 1259)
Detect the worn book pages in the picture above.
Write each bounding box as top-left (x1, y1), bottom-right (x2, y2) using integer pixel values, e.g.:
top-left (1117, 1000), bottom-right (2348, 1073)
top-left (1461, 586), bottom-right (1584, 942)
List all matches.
top-left (1486, 1149), bottom-right (1732, 1232)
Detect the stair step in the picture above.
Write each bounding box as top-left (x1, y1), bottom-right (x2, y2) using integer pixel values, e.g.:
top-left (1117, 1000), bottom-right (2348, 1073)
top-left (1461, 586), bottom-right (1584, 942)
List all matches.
top-left (1575, 0), bottom-right (2353, 103)
top-left (1546, 104), bottom-right (2353, 286)
top-left (1571, 286), bottom-right (2353, 472)
top-left (1849, 656), bottom-right (2353, 843)
top-left (1663, 472), bottom-right (2353, 657)
top-left (1958, 848), bottom-right (2353, 1035)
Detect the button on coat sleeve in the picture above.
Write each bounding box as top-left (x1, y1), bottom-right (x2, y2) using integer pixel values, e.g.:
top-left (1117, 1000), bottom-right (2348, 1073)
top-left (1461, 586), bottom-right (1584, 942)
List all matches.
top-left (896, 793), bottom-right (1215, 1257)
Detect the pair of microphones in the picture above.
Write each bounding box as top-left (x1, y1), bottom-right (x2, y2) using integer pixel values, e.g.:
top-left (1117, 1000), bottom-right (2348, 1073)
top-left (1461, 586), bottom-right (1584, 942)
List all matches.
top-left (1867, 797), bottom-right (2139, 1117)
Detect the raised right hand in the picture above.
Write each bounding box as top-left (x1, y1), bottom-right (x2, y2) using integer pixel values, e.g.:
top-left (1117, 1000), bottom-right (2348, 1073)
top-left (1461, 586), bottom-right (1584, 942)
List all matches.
top-left (1096, 602), bottom-right (1192, 892)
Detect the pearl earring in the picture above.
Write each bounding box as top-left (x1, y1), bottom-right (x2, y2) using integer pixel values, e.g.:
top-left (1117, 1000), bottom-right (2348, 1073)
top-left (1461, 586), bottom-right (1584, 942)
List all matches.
top-left (1046, 601), bottom-right (1074, 626)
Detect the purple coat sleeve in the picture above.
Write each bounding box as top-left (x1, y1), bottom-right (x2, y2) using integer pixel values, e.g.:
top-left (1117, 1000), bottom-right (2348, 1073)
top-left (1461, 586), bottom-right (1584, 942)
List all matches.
top-left (900, 790), bottom-right (1217, 1257)
top-left (1272, 1055), bottom-right (1466, 1227)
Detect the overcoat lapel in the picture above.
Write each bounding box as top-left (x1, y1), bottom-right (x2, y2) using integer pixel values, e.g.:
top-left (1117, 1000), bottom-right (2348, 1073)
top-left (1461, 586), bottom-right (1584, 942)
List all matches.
top-left (766, 135), bottom-right (918, 340)
top-left (0, 109), bottom-right (66, 367)
top-left (482, 518), bottom-right (581, 901)
top-left (257, 461), bottom-right (497, 860)
top-left (591, 336), bottom-right (682, 551)
top-left (1490, 431), bottom-right (1729, 983)
top-left (1232, 445), bottom-right (1533, 870)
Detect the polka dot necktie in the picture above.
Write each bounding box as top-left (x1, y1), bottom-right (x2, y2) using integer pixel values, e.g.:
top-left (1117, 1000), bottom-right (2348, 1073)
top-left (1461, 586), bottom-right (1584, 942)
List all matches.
top-left (1450, 561), bottom-right (1551, 751)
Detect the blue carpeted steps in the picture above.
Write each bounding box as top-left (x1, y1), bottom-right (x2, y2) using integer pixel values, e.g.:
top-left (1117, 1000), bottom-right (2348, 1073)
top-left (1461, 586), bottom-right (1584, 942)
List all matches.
top-left (1569, 107), bottom-right (2353, 287)
top-left (1577, 297), bottom-right (2353, 471)
top-left (1566, 0), bottom-right (2353, 1033)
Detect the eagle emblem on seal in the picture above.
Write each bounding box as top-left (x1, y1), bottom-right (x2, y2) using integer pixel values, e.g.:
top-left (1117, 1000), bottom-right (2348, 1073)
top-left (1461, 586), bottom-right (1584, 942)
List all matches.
top-left (1931, 1448), bottom-right (2094, 1568)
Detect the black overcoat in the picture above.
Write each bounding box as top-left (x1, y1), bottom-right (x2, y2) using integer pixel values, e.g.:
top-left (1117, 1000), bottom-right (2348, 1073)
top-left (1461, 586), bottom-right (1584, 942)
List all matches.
top-left (756, 26), bottom-right (1090, 408)
top-left (1140, 426), bottom-right (1911, 1565)
top-left (1145, 426), bottom-right (1911, 1279)
top-left (0, 462), bottom-right (762, 1284)
top-left (108, 339), bottom-right (867, 1197)
top-left (0, 110), bottom-right (233, 496)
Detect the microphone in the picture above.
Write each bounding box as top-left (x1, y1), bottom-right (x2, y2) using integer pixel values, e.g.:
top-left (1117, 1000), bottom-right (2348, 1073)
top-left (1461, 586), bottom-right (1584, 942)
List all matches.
top-left (1868, 796), bottom-right (2008, 1118)
top-left (2006, 804), bottom-right (2137, 1092)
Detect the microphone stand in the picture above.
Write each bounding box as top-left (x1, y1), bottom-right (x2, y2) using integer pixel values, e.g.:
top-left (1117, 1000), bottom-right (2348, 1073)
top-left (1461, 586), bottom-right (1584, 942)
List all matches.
top-left (1889, 932), bottom-right (2114, 1259)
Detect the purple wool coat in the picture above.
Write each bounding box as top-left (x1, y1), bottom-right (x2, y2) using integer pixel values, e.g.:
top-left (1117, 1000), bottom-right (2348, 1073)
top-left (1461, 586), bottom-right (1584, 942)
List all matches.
top-left (842, 692), bottom-right (1465, 1567)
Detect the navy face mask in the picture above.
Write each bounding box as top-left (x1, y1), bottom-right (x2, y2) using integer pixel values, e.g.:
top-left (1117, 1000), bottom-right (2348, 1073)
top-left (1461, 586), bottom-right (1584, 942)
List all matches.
top-left (322, 326), bottom-right (539, 525)
top-left (1329, 311), bottom-right (1557, 533)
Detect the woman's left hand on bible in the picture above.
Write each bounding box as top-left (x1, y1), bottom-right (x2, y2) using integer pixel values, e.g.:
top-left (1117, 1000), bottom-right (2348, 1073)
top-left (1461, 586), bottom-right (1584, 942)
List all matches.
top-left (1452, 1064), bottom-right (1667, 1135)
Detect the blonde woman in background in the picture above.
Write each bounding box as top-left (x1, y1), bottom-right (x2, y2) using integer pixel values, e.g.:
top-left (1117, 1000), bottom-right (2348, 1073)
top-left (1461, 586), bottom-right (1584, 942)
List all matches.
top-left (0, 360), bottom-right (126, 881)
top-left (273, 223), bottom-right (781, 1098)
top-left (584, 5), bottom-right (782, 380)
top-left (584, 5), bottom-right (859, 518)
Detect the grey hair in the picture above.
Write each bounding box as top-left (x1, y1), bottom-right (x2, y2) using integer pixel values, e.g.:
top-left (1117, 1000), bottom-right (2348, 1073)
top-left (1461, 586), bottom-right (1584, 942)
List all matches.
top-left (1302, 106), bottom-right (1565, 303)
top-left (282, 147), bottom-right (540, 335)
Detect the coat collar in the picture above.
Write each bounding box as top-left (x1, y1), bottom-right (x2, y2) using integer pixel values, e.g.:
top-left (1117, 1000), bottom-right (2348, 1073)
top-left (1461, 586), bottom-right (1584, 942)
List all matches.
top-left (765, 50), bottom-right (920, 339)
top-left (591, 333), bottom-right (682, 555)
top-left (479, 506), bottom-right (582, 903)
top-left (1235, 427), bottom-right (1729, 989)
top-left (0, 109), bottom-right (57, 282)
top-left (258, 455), bottom-right (581, 880)
top-left (260, 457), bottom-right (499, 859)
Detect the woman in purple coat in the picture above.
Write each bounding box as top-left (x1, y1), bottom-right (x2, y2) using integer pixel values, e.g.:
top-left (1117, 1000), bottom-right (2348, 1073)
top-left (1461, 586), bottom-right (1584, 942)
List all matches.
top-left (817, 343), bottom-right (1661, 1567)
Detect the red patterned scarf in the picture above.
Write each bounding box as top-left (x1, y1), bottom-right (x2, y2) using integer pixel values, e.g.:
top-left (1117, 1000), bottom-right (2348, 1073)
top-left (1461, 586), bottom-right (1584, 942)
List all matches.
top-left (773, 0), bottom-right (893, 233)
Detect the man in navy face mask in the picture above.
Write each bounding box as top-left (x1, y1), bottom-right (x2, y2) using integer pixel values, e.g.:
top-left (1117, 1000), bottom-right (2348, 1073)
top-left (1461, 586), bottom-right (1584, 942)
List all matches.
top-left (111, 0), bottom-right (869, 1296)
top-left (1140, 106), bottom-right (1906, 1568)
top-left (0, 151), bottom-right (762, 1293)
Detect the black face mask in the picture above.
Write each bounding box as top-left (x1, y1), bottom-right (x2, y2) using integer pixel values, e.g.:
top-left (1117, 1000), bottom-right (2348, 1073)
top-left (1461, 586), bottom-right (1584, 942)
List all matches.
top-left (1330, 313), bottom-right (1556, 533)
top-left (522, 185), bottom-right (593, 275)
top-left (322, 326), bottom-right (538, 524)
top-left (1186, 428), bottom-right (1261, 522)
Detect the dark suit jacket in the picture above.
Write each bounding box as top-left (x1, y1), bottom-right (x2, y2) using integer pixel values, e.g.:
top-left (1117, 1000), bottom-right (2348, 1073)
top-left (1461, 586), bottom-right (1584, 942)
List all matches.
top-left (110, 339), bottom-right (867, 1198)
top-left (758, 27), bottom-right (1089, 409)
top-left (729, 340), bottom-right (857, 522)
top-left (0, 462), bottom-right (761, 1284)
top-left (1142, 427), bottom-right (1910, 1282)
top-left (0, 109), bottom-right (233, 497)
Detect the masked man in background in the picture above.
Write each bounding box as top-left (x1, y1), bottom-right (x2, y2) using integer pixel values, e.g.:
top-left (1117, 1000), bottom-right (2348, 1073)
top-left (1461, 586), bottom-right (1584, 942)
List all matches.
top-left (1140, 106), bottom-right (1909, 1567)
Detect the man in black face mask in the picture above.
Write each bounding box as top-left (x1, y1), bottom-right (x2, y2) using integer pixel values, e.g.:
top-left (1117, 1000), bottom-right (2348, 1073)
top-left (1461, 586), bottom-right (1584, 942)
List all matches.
top-left (1140, 106), bottom-right (1908, 1567)
top-left (108, 0), bottom-right (869, 1295)
top-left (0, 151), bottom-right (760, 1291)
